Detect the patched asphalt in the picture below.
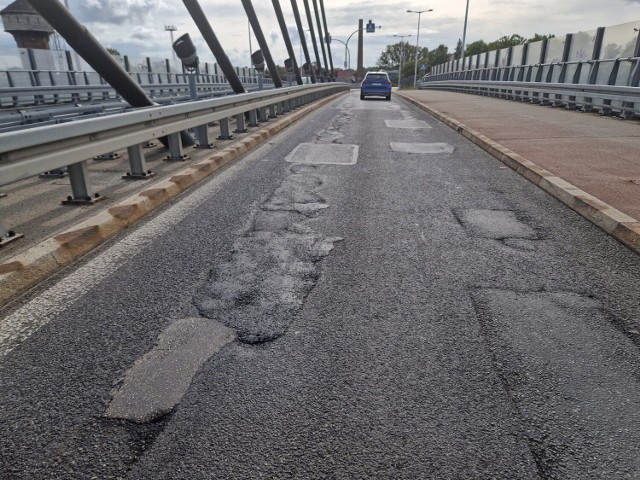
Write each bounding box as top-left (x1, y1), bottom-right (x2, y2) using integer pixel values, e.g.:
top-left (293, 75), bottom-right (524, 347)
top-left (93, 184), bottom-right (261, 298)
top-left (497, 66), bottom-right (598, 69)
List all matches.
top-left (1, 91), bottom-right (640, 479)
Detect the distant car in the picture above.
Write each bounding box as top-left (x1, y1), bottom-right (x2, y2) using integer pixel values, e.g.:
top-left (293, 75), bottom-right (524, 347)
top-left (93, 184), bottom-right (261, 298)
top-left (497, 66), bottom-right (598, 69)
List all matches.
top-left (360, 71), bottom-right (392, 101)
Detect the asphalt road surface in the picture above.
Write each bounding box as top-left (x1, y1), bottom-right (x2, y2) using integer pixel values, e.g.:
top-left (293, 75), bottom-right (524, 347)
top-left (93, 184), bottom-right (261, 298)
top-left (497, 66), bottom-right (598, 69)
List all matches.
top-left (1, 91), bottom-right (640, 479)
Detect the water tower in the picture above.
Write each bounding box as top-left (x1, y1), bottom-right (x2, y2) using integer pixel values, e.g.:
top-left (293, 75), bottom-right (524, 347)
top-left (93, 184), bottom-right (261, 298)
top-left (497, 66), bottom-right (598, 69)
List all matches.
top-left (1, 0), bottom-right (54, 50)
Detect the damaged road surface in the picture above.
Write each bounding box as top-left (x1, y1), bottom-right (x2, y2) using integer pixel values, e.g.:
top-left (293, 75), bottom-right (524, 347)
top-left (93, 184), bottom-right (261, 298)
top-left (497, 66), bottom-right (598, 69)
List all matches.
top-left (2, 91), bottom-right (640, 479)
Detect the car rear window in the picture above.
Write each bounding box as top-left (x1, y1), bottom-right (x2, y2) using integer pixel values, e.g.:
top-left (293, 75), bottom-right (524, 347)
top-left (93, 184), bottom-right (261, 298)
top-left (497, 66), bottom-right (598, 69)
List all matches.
top-left (366, 73), bottom-right (388, 81)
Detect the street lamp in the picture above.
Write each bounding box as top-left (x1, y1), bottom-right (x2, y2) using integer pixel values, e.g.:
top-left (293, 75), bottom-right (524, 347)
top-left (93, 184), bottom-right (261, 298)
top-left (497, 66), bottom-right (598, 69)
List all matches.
top-left (461, 0), bottom-right (470, 65)
top-left (407, 8), bottom-right (433, 88)
top-left (393, 33), bottom-right (411, 88)
top-left (344, 23), bottom-right (381, 70)
top-left (332, 37), bottom-right (350, 69)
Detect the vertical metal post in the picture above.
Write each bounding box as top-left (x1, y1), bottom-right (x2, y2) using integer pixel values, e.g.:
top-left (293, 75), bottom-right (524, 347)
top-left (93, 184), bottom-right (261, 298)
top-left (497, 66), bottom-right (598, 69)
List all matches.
top-left (188, 73), bottom-right (198, 100)
top-left (166, 133), bottom-right (188, 160)
top-left (269, 103), bottom-right (277, 118)
top-left (461, 0), bottom-right (470, 65)
top-left (218, 118), bottom-right (233, 139)
top-left (249, 108), bottom-right (259, 127)
top-left (259, 106), bottom-right (268, 122)
top-left (62, 161), bottom-right (101, 204)
top-left (196, 125), bottom-right (214, 148)
top-left (235, 113), bottom-right (247, 133)
top-left (123, 144), bottom-right (155, 179)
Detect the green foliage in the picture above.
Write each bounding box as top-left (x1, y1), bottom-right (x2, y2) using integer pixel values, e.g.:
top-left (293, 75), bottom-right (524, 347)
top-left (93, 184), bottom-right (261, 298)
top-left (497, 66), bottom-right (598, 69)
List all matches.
top-left (486, 34), bottom-right (526, 51)
top-left (426, 44), bottom-right (449, 68)
top-left (377, 32), bottom-right (558, 73)
top-left (106, 47), bottom-right (121, 56)
top-left (462, 33), bottom-right (556, 57)
top-left (528, 33), bottom-right (556, 43)
top-left (465, 40), bottom-right (488, 56)
top-left (376, 41), bottom-right (417, 69)
top-left (454, 39), bottom-right (463, 60)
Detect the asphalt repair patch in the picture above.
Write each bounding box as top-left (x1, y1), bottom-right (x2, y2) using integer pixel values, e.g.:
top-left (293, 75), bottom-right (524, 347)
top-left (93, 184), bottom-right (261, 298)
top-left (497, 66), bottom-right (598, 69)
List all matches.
top-left (195, 163), bottom-right (343, 344)
top-left (471, 288), bottom-right (640, 479)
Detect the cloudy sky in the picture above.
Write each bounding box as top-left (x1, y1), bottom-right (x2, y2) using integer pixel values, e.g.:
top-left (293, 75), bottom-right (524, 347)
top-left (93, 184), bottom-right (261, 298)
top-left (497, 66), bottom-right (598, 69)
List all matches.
top-left (1, 0), bottom-right (639, 69)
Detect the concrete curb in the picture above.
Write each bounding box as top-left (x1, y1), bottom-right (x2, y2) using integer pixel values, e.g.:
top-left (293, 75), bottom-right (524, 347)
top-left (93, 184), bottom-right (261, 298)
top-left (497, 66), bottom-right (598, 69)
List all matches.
top-left (397, 92), bottom-right (640, 254)
top-left (0, 91), bottom-right (347, 307)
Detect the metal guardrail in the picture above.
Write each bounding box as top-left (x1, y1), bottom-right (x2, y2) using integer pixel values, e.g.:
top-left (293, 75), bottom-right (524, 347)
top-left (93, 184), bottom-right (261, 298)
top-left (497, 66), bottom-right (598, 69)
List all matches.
top-left (0, 83), bottom-right (348, 241)
top-left (418, 79), bottom-right (640, 117)
top-left (0, 77), bottom-right (274, 108)
top-left (419, 57), bottom-right (640, 118)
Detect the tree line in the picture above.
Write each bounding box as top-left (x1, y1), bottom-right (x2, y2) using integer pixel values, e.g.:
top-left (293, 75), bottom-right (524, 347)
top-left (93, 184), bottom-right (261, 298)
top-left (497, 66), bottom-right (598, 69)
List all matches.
top-left (376, 32), bottom-right (555, 78)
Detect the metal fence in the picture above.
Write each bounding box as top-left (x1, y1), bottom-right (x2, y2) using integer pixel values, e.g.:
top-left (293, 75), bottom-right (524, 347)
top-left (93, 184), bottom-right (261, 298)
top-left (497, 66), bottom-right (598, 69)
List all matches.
top-left (421, 20), bottom-right (640, 118)
top-left (0, 47), bottom-right (275, 110)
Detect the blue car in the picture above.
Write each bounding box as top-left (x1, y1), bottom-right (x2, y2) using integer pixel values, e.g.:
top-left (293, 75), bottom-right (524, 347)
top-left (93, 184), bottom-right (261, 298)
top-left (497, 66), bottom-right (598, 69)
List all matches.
top-left (360, 71), bottom-right (392, 101)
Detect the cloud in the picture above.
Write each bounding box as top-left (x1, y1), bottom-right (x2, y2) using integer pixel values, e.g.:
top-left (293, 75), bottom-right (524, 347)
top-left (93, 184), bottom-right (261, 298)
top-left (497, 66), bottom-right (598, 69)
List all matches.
top-left (74, 0), bottom-right (172, 26)
top-left (131, 26), bottom-right (155, 41)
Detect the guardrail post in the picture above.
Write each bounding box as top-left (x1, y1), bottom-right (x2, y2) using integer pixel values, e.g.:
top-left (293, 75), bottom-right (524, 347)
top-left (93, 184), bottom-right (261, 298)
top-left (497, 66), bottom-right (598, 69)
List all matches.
top-left (277, 101), bottom-right (285, 115)
top-left (123, 143), bottom-right (155, 180)
top-left (259, 106), bottom-right (268, 122)
top-left (218, 118), bottom-right (233, 140)
top-left (234, 113), bottom-right (247, 133)
top-left (195, 125), bottom-right (214, 148)
top-left (268, 103), bottom-right (277, 118)
top-left (165, 133), bottom-right (189, 161)
top-left (62, 161), bottom-right (102, 205)
top-left (249, 108), bottom-right (259, 127)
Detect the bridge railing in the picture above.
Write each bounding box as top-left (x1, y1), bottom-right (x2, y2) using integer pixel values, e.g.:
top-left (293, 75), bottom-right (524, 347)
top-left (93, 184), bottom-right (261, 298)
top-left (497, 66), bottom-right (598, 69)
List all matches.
top-left (0, 46), bottom-right (277, 109)
top-left (421, 20), bottom-right (640, 118)
top-left (0, 83), bottom-right (349, 243)
top-left (0, 68), bottom-right (274, 109)
top-left (420, 57), bottom-right (640, 118)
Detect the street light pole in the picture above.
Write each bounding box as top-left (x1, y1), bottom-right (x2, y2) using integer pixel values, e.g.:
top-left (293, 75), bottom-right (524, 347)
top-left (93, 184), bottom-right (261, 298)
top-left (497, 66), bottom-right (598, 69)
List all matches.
top-left (344, 24), bottom-right (380, 70)
top-left (332, 38), bottom-right (349, 69)
top-left (345, 28), bottom-right (361, 71)
top-left (407, 8), bottom-right (433, 88)
top-left (461, 0), bottom-right (470, 65)
top-left (393, 33), bottom-right (411, 88)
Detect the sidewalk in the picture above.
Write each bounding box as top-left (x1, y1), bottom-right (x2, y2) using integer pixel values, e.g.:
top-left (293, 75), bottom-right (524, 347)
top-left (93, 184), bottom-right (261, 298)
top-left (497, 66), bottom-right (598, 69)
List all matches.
top-left (397, 89), bottom-right (640, 252)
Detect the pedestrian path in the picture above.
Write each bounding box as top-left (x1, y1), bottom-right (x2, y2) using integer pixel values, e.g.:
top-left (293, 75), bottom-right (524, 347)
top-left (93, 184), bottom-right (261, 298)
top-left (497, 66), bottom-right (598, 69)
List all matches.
top-left (397, 89), bottom-right (640, 253)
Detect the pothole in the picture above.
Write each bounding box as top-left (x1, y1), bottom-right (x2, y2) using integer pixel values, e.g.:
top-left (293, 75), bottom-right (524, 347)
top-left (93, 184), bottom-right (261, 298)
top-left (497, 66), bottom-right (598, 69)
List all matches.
top-left (454, 209), bottom-right (537, 240)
